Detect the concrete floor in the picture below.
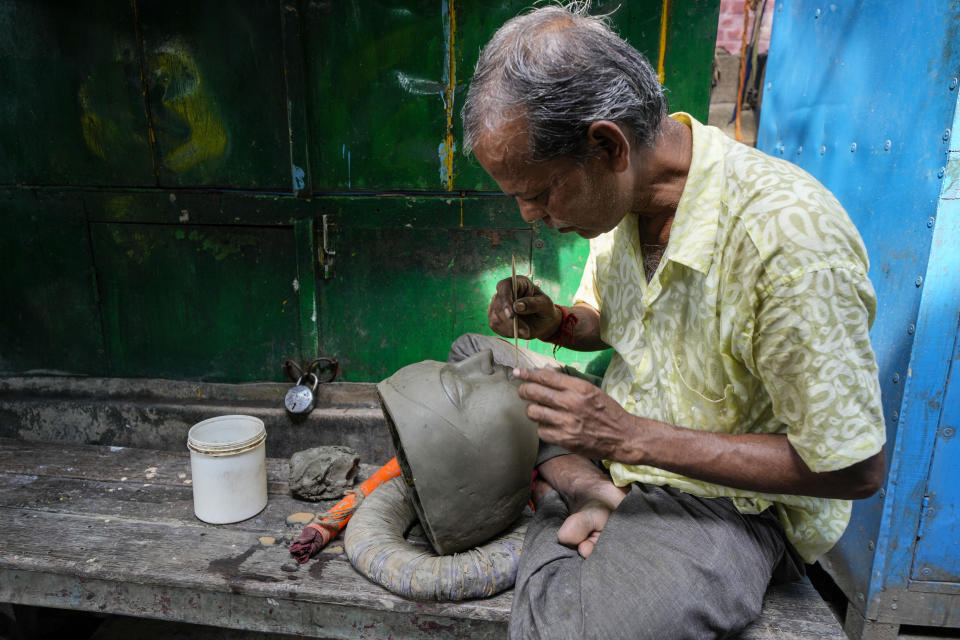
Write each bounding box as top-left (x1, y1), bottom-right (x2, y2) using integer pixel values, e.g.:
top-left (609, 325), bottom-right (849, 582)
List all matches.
top-left (708, 50), bottom-right (760, 147)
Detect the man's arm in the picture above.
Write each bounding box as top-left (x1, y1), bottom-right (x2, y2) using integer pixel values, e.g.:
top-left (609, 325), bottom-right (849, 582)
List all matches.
top-left (517, 367), bottom-right (886, 501)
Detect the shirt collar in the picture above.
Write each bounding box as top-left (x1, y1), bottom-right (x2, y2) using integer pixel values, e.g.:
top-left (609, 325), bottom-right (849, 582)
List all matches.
top-left (660, 112), bottom-right (726, 275)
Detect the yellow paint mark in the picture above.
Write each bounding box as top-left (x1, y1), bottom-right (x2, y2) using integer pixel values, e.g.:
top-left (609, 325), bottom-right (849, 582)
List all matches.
top-left (259, 536), bottom-right (276, 546)
top-left (151, 45), bottom-right (227, 173)
top-left (459, 198), bottom-right (464, 227)
top-left (105, 195), bottom-right (136, 220)
top-left (657, 0), bottom-right (670, 84)
top-left (440, 0), bottom-right (457, 190)
top-left (80, 113), bottom-right (107, 159)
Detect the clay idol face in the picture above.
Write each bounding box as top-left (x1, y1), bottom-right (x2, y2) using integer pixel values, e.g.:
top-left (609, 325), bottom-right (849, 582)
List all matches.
top-left (377, 349), bottom-right (538, 555)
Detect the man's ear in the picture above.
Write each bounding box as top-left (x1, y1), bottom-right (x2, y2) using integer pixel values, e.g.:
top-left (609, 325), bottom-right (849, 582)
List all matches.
top-left (586, 121), bottom-right (630, 172)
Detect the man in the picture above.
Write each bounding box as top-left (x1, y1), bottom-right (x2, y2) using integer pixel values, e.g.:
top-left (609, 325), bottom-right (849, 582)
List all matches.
top-left (459, 4), bottom-right (886, 639)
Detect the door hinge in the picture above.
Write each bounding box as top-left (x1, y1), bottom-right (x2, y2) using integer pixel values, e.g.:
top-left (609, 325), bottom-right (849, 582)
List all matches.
top-left (320, 214), bottom-right (336, 280)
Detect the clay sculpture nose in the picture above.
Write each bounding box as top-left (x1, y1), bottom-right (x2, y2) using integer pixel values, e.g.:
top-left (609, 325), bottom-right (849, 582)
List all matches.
top-left (449, 347), bottom-right (495, 376)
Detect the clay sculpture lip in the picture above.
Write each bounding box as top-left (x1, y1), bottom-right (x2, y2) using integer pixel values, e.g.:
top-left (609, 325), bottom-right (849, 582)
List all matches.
top-left (376, 349), bottom-right (538, 555)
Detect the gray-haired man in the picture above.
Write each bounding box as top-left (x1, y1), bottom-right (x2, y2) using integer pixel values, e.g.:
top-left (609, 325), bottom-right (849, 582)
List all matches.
top-left (461, 4), bottom-right (886, 639)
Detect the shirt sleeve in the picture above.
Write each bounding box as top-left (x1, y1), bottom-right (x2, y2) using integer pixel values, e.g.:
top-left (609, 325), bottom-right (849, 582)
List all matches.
top-left (753, 267), bottom-right (885, 472)
top-left (573, 242), bottom-right (600, 311)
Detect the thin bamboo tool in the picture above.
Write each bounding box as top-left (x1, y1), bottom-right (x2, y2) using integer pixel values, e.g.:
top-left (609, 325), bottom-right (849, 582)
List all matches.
top-left (512, 253), bottom-right (519, 368)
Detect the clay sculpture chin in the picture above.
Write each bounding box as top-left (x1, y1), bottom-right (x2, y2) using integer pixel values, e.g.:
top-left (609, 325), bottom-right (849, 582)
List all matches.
top-left (376, 348), bottom-right (538, 555)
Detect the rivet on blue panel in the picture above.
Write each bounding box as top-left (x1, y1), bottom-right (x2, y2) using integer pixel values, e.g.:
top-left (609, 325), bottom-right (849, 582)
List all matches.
top-left (951, 77), bottom-right (958, 91)
top-left (892, 373), bottom-right (900, 383)
top-left (915, 276), bottom-right (924, 287)
top-left (884, 139), bottom-right (892, 151)
top-left (938, 167), bottom-right (946, 178)
top-left (922, 567), bottom-right (932, 576)
top-left (850, 142), bottom-right (857, 153)
top-left (819, 145), bottom-right (826, 155)
top-left (943, 427), bottom-right (955, 438)
top-left (907, 324), bottom-right (915, 335)
top-left (944, 129), bottom-right (952, 141)
top-left (797, 145), bottom-right (803, 155)
top-left (892, 410), bottom-right (899, 421)
top-left (927, 217), bottom-right (935, 228)
top-left (814, 8), bottom-right (821, 18)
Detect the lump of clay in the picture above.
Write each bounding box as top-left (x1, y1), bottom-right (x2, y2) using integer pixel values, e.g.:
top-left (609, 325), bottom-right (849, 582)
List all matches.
top-left (288, 445), bottom-right (360, 501)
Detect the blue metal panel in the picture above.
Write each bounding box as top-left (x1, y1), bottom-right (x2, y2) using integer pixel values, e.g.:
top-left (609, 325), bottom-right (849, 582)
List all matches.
top-left (912, 318), bottom-right (960, 582)
top-left (757, 0), bottom-right (960, 613)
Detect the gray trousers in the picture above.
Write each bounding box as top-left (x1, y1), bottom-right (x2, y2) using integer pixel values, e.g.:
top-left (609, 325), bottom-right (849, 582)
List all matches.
top-left (448, 334), bottom-right (803, 640)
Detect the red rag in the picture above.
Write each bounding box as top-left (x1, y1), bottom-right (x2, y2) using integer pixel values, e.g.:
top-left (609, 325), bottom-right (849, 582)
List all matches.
top-left (289, 527), bottom-right (321, 564)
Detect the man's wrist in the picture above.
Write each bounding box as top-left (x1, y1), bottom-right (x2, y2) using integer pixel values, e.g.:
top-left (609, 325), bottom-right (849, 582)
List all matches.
top-left (543, 305), bottom-right (579, 350)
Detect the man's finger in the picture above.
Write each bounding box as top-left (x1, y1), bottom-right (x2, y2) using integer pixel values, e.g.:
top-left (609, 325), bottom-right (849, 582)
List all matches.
top-left (513, 293), bottom-right (553, 316)
top-left (518, 381), bottom-right (579, 411)
top-left (527, 403), bottom-right (568, 429)
top-left (495, 277), bottom-right (516, 302)
top-left (514, 366), bottom-right (594, 392)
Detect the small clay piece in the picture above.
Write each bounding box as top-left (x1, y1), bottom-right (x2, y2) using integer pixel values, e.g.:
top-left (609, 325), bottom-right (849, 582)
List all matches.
top-left (377, 348), bottom-right (538, 555)
top-left (281, 562), bottom-right (299, 573)
top-left (286, 512), bottom-right (315, 525)
top-left (259, 536), bottom-right (276, 546)
top-left (288, 445), bottom-right (361, 501)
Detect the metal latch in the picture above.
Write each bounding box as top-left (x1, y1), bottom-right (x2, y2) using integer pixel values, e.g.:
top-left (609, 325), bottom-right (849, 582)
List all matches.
top-left (321, 214), bottom-right (336, 279)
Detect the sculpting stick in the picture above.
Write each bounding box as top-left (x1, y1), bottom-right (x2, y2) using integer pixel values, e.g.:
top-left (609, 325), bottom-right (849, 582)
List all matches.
top-left (289, 457), bottom-right (402, 563)
top-left (512, 253), bottom-right (519, 367)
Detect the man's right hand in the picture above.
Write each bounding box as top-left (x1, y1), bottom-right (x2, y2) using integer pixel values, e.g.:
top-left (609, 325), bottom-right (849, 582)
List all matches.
top-left (488, 275), bottom-right (561, 340)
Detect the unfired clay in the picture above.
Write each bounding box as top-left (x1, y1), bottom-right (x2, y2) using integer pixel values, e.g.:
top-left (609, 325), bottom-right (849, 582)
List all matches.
top-left (376, 348), bottom-right (538, 555)
top-left (288, 445), bottom-right (360, 500)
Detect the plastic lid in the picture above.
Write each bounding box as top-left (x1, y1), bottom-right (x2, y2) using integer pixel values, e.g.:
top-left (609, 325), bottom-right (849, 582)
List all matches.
top-left (187, 415), bottom-right (266, 457)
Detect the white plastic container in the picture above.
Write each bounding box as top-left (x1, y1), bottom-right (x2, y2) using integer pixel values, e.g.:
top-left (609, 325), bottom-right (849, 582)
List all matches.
top-left (187, 415), bottom-right (268, 524)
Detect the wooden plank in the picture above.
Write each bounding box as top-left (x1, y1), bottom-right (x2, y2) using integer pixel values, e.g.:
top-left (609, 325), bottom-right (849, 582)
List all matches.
top-left (0, 438), bottom-right (513, 639)
top-left (0, 439), bottom-right (846, 639)
top-left (742, 580), bottom-right (846, 640)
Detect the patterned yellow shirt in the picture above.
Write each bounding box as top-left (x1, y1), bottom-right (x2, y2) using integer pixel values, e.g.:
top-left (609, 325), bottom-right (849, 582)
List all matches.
top-left (574, 113), bottom-right (885, 562)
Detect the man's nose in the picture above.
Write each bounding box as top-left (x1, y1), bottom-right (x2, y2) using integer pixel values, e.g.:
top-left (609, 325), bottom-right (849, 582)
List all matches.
top-left (516, 198), bottom-right (546, 223)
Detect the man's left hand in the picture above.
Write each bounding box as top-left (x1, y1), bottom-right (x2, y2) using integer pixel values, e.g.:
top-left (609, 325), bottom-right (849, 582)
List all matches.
top-left (515, 367), bottom-right (640, 462)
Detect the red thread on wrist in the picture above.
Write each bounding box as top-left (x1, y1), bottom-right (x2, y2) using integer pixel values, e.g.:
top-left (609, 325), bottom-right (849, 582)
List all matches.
top-left (545, 305), bottom-right (578, 354)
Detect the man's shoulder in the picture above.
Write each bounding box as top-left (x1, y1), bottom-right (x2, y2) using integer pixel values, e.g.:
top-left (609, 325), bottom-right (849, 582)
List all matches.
top-left (718, 140), bottom-right (870, 283)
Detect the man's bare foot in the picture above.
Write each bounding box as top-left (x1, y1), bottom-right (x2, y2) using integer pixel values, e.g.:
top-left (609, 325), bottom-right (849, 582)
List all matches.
top-left (537, 454), bottom-right (627, 558)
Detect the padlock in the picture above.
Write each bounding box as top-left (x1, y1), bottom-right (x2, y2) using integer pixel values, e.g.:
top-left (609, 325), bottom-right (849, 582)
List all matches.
top-left (285, 373), bottom-right (319, 414)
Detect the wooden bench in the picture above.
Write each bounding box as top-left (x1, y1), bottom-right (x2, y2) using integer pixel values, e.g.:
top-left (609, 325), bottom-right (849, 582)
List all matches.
top-left (0, 437), bottom-right (846, 639)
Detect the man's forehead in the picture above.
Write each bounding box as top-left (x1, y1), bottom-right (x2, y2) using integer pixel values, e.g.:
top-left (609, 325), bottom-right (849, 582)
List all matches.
top-left (474, 118), bottom-right (532, 165)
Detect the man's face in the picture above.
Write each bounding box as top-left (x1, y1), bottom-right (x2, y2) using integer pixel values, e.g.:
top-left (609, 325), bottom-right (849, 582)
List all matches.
top-left (472, 119), bottom-right (630, 239)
